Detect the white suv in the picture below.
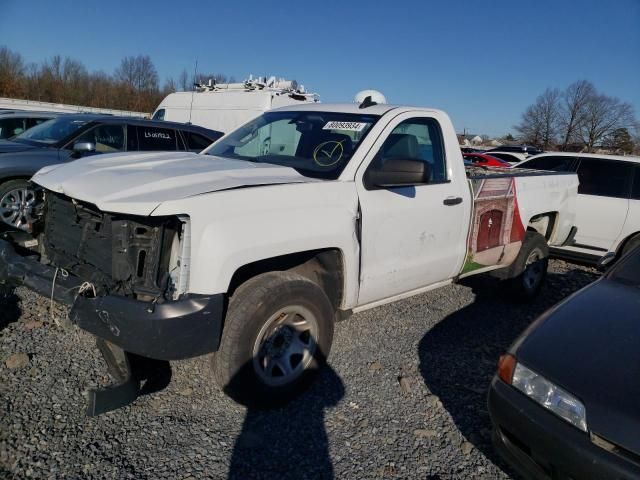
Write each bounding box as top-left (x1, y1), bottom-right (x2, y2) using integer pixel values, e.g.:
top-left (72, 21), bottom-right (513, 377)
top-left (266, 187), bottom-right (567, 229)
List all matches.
top-left (518, 152), bottom-right (640, 263)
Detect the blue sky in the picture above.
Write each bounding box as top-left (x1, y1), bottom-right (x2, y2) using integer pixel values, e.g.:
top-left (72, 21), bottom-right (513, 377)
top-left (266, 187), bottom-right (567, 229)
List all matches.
top-left (1, 0), bottom-right (639, 136)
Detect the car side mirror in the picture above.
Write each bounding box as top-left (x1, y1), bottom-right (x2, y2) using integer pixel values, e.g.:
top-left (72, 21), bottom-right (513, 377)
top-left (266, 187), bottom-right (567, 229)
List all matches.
top-left (73, 141), bottom-right (96, 155)
top-left (364, 158), bottom-right (430, 189)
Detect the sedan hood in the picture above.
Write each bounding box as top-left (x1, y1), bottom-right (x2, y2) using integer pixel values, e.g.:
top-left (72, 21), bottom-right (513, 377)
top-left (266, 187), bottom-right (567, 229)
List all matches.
top-left (517, 279), bottom-right (640, 456)
top-left (0, 139), bottom-right (41, 154)
top-left (32, 151), bottom-right (317, 215)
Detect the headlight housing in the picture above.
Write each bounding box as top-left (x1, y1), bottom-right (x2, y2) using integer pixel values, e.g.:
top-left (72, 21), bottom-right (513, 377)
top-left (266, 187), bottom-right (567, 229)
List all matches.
top-left (511, 362), bottom-right (588, 432)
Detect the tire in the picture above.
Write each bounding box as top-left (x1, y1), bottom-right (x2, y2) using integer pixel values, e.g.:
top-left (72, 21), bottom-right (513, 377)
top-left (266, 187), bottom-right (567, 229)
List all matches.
top-left (506, 232), bottom-right (549, 302)
top-left (212, 271), bottom-right (335, 407)
top-left (0, 179), bottom-right (40, 231)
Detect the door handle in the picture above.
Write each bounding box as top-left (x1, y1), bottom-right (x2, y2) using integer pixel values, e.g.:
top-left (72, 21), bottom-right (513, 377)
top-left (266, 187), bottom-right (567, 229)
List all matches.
top-left (443, 196), bottom-right (463, 206)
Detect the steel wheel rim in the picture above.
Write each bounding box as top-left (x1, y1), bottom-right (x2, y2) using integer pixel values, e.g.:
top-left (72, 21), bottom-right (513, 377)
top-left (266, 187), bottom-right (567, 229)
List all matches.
top-left (252, 305), bottom-right (319, 387)
top-left (0, 187), bottom-right (38, 230)
top-left (523, 248), bottom-right (544, 290)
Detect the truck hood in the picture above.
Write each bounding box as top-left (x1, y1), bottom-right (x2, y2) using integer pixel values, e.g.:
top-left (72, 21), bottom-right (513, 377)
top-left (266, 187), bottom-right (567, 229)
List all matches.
top-left (32, 151), bottom-right (318, 215)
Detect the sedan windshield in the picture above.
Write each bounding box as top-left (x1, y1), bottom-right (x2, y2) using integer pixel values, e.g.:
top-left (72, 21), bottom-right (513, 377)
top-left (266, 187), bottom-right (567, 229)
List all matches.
top-left (609, 247), bottom-right (640, 287)
top-left (205, 111), bottom-right (379, 179)
top-left (13, 117), bottom-right (88, 145)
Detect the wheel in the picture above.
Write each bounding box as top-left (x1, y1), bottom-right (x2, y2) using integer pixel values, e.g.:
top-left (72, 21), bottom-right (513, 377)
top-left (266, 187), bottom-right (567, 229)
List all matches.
top-left (0, 179), bottom-right (40, 231)
top-left (212, 271), bottom-right (335, 407)
top-left (506, 232), bottom-right (549, 301)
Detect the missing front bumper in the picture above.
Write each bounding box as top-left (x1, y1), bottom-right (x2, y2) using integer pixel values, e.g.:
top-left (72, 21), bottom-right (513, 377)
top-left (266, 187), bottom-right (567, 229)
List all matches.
top-left (0, 238), bottom-right (224, 360)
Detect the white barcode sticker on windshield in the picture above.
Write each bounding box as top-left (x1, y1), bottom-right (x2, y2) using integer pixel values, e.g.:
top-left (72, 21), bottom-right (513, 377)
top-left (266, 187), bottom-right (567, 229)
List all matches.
top-left (323, 121), bottom-right (368, 132)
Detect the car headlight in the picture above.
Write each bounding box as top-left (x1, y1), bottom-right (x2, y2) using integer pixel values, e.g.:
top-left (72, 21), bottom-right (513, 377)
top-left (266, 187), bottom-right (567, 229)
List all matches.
top-left (511, 362), bottom-right (588, 432)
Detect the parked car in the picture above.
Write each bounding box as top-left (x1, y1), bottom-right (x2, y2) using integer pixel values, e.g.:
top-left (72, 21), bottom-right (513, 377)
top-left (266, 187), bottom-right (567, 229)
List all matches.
top-left (463, 152), bottom-right (512, 168)
top-left (488, 244), bottom-right (640, 479)
top-left (0, 101), bottom-right (578, 414)
top-left (517, 152), bottom-right (640, 265)
top-left (0, 110), bottom-right (59, 139)
top-left (0, 114), bottom-right (223, 231)
top-left (484, 151), bottom-right (528, 164)
top-left (486, 145), bottom-right (542, 156)
top-left (461, 147), bottom-right (486, 154)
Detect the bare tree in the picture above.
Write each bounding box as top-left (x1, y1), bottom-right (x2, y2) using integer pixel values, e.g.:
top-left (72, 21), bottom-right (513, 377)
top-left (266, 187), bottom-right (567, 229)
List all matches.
top-left (115, 55), bottom-right (159, 93)
top-left (579, 95), bottom-right (635, 152)
top-left (516, 88), bottom-right (561, 149)
top-left (0, 46), bottom-right (26, 97)
top-left (0, 47), bottom-right (233, 113)
top-left (178, 69), bottom-right (190, 91)
top-left (558, 80), bottom-right (596, 150)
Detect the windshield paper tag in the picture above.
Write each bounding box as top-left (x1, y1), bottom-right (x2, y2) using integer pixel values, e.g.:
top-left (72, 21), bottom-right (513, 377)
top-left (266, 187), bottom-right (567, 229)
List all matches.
top-left (323, 121), bottom-right (368, 132)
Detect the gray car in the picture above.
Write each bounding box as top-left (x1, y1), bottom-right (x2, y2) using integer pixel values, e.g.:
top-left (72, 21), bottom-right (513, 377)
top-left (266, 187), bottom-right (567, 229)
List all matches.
top-left (0, 114), bottom-right (223, 231)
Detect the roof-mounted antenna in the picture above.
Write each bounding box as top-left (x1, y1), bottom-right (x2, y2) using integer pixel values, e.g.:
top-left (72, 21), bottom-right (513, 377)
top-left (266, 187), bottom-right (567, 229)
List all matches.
top-left (188, 60), bottom-right (198, 125)
top-left (355, 90), bottom-right (386, 108)
top-left (359, 96), bottom-right (377, 109)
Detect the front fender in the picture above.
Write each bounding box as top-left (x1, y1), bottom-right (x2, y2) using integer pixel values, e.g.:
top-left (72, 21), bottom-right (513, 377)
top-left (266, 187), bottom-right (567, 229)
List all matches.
top-left (153, 182), bottom-right (362, 308)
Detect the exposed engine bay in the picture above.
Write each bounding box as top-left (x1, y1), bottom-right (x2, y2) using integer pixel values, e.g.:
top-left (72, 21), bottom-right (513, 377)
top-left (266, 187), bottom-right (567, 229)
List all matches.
top-left (35, 191), bottom-right (188, 301)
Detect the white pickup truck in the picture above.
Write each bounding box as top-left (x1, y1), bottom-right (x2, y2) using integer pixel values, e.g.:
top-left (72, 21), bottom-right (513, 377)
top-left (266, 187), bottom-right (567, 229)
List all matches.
top-left (0, 101), bottom-right (578, 413)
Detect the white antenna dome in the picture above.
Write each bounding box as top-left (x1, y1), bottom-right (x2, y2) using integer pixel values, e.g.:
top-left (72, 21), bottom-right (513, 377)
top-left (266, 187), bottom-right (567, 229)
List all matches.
top-left (354, 89), bottom-right (386, 104)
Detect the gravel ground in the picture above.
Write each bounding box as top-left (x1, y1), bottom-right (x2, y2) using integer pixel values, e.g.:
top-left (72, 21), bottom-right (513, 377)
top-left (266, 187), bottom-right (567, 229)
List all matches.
top-left (0, 260), bottom-right (599, 479)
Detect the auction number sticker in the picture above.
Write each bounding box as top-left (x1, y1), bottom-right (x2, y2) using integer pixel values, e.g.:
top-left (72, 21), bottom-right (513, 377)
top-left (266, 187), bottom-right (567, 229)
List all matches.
top-left (323, 121), bottom-right (368, 132)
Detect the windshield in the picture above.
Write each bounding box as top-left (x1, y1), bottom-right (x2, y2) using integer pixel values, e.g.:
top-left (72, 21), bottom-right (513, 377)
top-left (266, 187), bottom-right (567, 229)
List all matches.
top-left (609, 246), bottom-right (640, 287)
top-left (205, 111), bottom-right (379, 179)
top-left (13, 117), bottom-right (88, 145)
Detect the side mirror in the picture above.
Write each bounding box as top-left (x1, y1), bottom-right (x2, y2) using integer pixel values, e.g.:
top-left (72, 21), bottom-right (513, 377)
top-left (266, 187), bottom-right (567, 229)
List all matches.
top-left (364, 158), bottom-right (430, 189)
top-left (73, 141), bottom-right (96, 155)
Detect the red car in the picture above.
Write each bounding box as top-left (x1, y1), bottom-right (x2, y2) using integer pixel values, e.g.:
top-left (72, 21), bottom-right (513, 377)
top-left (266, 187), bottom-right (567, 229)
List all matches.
top-left (463, 153), bottom-right (512, 168)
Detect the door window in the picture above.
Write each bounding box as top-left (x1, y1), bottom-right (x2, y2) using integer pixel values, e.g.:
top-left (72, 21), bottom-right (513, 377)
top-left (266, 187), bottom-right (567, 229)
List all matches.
top-left (184, 131), bottom-right (214, 152)
top-left (519, 155), bottom-right (576, 172)
top-left (632, 166), bottom-right (640, 201)
top-left (372, 118), bottom-right (447, 183)
top-left (576, 158), bottom-right (633, 198)
top-left (0, 118), bottom-right (26, 139)
top-left (75, 124), bottom-right (125, 152)
top-left (25, 117), bottom-right (51, 129)
top-left (137, 126), bottom-right (178, 151)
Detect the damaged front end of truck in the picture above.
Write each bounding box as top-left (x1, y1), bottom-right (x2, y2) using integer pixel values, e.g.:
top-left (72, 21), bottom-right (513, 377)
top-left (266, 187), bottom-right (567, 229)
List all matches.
top-left (0, 190), bottom-right (223, 415)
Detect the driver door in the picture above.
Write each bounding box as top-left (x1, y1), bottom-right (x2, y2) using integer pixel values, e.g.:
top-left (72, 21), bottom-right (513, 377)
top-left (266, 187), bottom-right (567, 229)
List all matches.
top-left (355, 113), bottom-right (470, 306)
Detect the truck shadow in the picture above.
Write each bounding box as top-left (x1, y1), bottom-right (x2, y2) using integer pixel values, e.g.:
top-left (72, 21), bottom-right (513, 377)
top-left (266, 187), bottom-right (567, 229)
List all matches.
top-left (0, 286), bottom-right (21, 332)
top-left (227, 364), bottom-right (345, 480)
top-left (418, 268), bottom-right (599, 474)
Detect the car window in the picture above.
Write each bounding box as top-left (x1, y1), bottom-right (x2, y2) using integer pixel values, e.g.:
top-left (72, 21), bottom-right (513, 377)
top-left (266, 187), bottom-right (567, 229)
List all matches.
top-left (0, 118), bottom-right (26, 139)
top-left (184, 131), bottom-right (214, 152)
top-left (576, 158), bottom-right (633, 198)
top-left (152, 109), bottom-right (165, 121)
top-left (207, 111), bottom-right (379, 180)
top-left (137, 126), bottom-right (178, 151)
top-left (632, 166), bottom-right (640, 201)
top-left (519, 155), bottom-right (576, 171)
top-left (75, 124), bottom-right (126, 153)
top-left (26, 117), bottom-right (51, 129)
top-left (126, 125), bottom-right (137, 151)
top-left (374, 118), bottom-right (447, 183)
